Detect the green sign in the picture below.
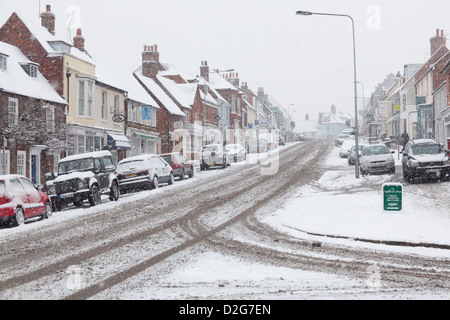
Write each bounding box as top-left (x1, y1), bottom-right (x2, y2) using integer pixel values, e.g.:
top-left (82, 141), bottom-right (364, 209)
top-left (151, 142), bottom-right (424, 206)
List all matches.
top-left (383, 183), bottom-right (403, 212)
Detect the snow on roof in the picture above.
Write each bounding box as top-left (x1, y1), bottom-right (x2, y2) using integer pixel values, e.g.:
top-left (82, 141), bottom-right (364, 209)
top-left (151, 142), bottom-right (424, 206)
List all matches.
top-left (208, 72), bottom-right (240, 91)
top-left (0, 41), bottom-right (67, 105)
top-left (93, 55), bottom-right (159, 108)
top-left (15, 12), bottom-right (94, 65)
top-left (157, 75), bottom-right (196, 109)
top-left (134, 68), bottom-right (185, 116)
top-left (59, 150), bottom-right (113, 163)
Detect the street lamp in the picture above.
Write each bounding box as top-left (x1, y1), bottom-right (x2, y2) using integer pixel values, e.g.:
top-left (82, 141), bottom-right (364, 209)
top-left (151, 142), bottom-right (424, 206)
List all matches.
top-left (296, 10), bottom-right (360, 178)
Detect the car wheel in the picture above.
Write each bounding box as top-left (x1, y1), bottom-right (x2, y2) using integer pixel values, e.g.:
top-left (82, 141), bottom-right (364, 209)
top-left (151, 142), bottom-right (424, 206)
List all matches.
top-left (43, 201), bottom-right (53, 219)
top-left (73, 199), bottom-right (83, 207)
top-left (52, 198), bottom-right (63, 212)
top-left (109, 181), bottom-right (119, 201)
top-left (88, 185), bottom-right (101, 206)
top-left (151, 176), bottom-right (159, 189)
top-left (12, 207), bottom-right (25, 227)
top-left (179, 168), bottom-right (185, 180)
top-left (168, 173), bottom-right (174, 185)
top-left (188, 166), bottom-right (194, 178)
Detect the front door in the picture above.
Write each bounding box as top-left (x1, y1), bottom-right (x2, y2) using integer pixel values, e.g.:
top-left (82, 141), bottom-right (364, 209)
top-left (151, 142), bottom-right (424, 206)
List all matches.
top-left (31, 155), bottom-right (38, 184)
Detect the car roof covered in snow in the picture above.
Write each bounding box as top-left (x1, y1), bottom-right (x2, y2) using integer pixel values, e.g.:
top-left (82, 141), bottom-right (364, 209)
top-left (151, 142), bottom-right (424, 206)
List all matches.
top-left (59, 151), bottom-right (113, 163)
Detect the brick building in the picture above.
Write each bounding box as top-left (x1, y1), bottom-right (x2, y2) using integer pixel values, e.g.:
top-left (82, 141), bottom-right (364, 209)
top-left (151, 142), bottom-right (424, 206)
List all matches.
top-left (0, 41), bottom-right (67, 184)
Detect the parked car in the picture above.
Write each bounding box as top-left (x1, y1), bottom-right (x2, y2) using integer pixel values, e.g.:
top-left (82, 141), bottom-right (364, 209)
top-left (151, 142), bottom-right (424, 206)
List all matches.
top-left (359, 144), bottom-right (395, 175)
top-left (46, 151), bottom-right (119, 211)
top-left (201, 144), bottom-right (227, 170)
top-left (1, 174), bottom-right (52, 227)
top-left (117, 154), bottom-right (174, 193)
top-left (401, 139), bottom-right (450, 182)
top-left (338, 140), bottom-right (356, 158)
top-left (225, 144), bottom-right (246, 163)
top-left (160, 152), bottom-right (194, 180)
top-left (348, 144), bottom-right (366, 165)
top-left (278, 136), bottom-right (286, 146)
top-left (248, 139), bottom-right (268, 153)
top-left (335, 134), bottom-right (351, 147)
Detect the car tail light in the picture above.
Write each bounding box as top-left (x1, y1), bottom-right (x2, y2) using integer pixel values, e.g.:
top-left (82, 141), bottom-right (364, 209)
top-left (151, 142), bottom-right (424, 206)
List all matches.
top-left (0, 194), bottom-right (12, 205)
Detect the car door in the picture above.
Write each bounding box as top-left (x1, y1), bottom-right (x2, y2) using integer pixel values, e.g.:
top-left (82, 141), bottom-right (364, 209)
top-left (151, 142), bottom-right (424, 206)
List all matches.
top-left (99, 156), bottom-right (115, 190)
top-left (19, 177), bottom-right (44, 217)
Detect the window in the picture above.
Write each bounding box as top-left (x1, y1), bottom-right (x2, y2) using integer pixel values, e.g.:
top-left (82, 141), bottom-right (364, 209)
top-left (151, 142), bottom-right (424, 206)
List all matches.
top-left (204, 105), bottom-right (207, 122)
top-left (46, 106), bottom-right (55, 132)
top-left (0, 54), bottom-right (7, 71)
top-left (102, 157), bottom-right (115, 170)
top-left (30, 65), bottom-right (38, 78)
top-left (20, 177), bottom-right (37, 192)
top-left (184, 111), bottom-right (189, 123)
top-left (8, 98), bottom-right (18, 127)
top-left (17, 151), bottom-right (26, 176)
top-left (77, 79), bottom-right (94, 117)
top-left (102, 91), bottom-right (107, 120)
top-left (231, 95), bottom-right (236, 113)
top-left (0, 150), bottom-right (10, 175)
top-left (237, 97), bottom-right (241, 115)
top-left (114, 95), bottom-right (119, 115)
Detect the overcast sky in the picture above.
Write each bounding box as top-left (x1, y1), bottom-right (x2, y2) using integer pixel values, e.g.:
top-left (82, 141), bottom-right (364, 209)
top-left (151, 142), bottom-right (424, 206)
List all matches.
top-left (1, 0), bottom-right (449, 123)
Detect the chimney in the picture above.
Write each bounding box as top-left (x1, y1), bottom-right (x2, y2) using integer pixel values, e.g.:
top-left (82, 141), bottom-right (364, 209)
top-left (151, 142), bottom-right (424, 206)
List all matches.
top-left (241, 82), bottom-right (248, 91)
top-left (430, 29), bottom-right (446, 56)
top-left (40, 4), bottom-right (55, 35)
top-left (200, 61), bottom-right (209, 82)
top-left (331, 104), bottom-right (336, 115)
top-left (305, 113), bottom-right (310, 121)
top-left (142, 44), bottom-right (160, 79)
top-left (228, 72), bottom-right (239, 87)
top-left (73, 28), bottom-right (85, 51)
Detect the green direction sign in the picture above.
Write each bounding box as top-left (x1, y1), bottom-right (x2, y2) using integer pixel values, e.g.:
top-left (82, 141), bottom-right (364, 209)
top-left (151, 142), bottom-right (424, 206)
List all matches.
top-left (383, 183), bottom-right (403, 212)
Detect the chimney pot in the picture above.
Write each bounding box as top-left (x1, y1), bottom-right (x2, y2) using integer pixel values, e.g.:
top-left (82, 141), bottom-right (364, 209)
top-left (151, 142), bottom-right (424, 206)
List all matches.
top-left (46, 4), bottom-right (51, 12)
top-left (441, 29), bottom-right (444, 37)
top-left (76, 28), bottom-right (82, 36)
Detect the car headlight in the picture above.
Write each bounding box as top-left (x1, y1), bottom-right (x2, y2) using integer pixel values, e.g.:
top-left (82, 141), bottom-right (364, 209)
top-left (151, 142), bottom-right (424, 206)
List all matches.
top-left (408, 159), bottom-right (419, 168)
top-left (77, 179), bottom-right (87, 189)
top-left (48, 186), bottom-right (56, 195)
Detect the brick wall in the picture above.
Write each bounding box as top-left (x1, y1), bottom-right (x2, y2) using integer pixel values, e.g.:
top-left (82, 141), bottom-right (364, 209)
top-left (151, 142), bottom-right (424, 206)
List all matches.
top-left (0, 13), bottom-right (65, 96)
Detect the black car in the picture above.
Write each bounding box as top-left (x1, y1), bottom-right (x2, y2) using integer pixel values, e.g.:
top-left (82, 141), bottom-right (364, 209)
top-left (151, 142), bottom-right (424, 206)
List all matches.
top-left (46, 151), bottom-right (120, 211)
top-left (401, 139), bottom-right (450, 182)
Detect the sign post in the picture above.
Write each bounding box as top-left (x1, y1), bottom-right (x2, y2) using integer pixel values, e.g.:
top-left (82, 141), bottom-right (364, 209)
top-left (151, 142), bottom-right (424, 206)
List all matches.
top-left (382, 183), bottom-right (403, 212)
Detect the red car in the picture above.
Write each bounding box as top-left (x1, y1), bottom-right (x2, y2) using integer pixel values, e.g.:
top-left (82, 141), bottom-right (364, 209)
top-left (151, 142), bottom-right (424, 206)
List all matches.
top-left (160, 152), bottom-right (194, 180)
top-left (0, 175), bottom-right (52, 227)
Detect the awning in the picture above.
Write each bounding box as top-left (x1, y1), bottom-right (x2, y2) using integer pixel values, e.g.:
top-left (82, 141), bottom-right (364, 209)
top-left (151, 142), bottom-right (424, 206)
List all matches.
top-left (106, 134), bottom-right (132, 150)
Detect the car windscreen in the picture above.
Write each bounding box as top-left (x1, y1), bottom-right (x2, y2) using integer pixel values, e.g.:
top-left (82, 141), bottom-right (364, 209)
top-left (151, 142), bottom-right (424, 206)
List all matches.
top-left (58, 158), bottom-right (95, 174)
top-left (0, 180), bottom-right (5, 196)
top-left (160, 155), bottom-right (174, 165)
top-left (117, 159), bottom-right (145, 171)
top-left (362, 146), bottom-right (389, 156)
top-left (411, 144), bottom-right (441, 155)
top-left (203, 146), bottom-right (217, 152)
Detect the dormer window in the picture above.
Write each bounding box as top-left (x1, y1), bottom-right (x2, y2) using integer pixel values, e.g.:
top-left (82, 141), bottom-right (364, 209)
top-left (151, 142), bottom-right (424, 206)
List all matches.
top-left (0, 54), bottom-right (8, 71)
top-left (48, 41), bottom-right (71, 54)
top-left (20, 62), bottom-right (39, 78)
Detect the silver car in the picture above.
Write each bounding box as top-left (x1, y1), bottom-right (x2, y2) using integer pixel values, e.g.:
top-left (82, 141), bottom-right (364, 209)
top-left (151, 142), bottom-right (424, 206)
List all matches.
top-left (201, 144), bottom-right (227, 170)
top-left (117, 154), bottom-right (174, 193)
top-left (359, 144), bottom-right (395, 175)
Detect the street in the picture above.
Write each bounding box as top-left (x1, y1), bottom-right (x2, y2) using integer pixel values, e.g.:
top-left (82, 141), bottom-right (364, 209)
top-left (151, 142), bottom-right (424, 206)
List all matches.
top-left (0, 140), bottom-right (449, 300)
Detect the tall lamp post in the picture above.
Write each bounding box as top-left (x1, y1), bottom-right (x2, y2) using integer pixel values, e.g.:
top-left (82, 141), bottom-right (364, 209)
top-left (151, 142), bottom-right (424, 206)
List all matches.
top-left (296, 10), bottom-right (360, 178)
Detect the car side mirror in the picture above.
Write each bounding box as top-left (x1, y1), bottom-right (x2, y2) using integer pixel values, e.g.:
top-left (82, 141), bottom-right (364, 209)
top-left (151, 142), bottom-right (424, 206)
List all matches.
top-left (37, 184), bottom-right (44, 191)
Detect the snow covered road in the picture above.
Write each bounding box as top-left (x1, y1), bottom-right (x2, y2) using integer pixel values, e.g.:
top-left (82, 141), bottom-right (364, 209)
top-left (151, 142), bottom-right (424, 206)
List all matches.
top-left (0, 141), bottom-right (449, 300)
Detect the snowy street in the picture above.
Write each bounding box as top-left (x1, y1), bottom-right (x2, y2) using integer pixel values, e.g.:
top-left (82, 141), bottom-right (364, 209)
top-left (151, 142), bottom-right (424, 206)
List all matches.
top-left (0, 140), bottom-right (449, 300)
